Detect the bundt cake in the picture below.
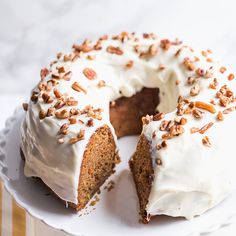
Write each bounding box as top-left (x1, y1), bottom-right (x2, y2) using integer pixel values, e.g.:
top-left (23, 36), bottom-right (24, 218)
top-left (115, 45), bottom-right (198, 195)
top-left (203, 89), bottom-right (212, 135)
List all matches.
top-left (21, 32), bottom-right (236, 222)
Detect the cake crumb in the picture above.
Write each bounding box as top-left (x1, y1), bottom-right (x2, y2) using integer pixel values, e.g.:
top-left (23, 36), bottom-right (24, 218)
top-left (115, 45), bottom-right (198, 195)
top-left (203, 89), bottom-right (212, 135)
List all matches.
top-left (89, 195), bottom-right (100, 206)
top-left (104, 180), bottom-right (115, 192)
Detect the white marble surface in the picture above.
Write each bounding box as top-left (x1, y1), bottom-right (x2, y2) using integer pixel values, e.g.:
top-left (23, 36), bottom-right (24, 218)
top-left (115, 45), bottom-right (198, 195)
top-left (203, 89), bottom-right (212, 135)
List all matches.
top-left (1, 0), bottom-right (236, 235)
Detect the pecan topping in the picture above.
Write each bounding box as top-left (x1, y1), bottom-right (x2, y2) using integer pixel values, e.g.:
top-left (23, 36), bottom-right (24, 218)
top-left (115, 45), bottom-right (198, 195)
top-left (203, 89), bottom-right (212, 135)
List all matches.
top-left (183, 58), bottom-right (195, 71)
top-left (195, 68), bottom-right (205, 77)
top-left (51, 73), bottom-right (60, 79)
top-left (159, 120), bottom-right (169, 131)
top-left (160, 39), bottom-right (171, 50)
top-left (106, 46), bottom-right (123, 55)
top-left (169, 125), bottom-right (185, 136)
top-left (57, 66), bottom-right (65, 73)
top-left (39, 110), bottom-right (46, 120)
top-left (190, 84), bottom-right (200, 96)
top-left (54, 100), bottom-right (65, 110)
top-left (209, 78), bottom-right (218, 89)
top-left (219, 66), bottom-right (226, 73)
top-left (187, 77), bottom-right (196, 85)
top-left (70, 108), bottom-right (80, 116)
top-left (155, 158), bottom-right (162, 165)
top-left (46, 107), bottom-right (55, 117)
top-left (192, 109), bottom-right (204, 119)
top-left (190, 127), bottom-right (200, 134)
top-left (73, 41), bottom-right (93, 53)
top-left (72, 82), bottom-right (87, 94)
top-left (194, 101), bottom-right (216, 113)
top-left (149, 44), bottom-right (158, 56)
top-left (179, 117), bottom-right (188, 125)
top-left (38, 82), bottom-right (47, 91)
top-left (69, 129), bottom-right (85, 144)
top-left (69, 117), bottom-right (77, 124)
top-left (22, 103), bottom-right (28, 111)
top-left (177, 102), bottom-right (185, 116)
top-left (94, 41), bottom-right (102, 50)
top-left (156, 140), bottom-right (167, 150)
top-left (202, 136), bottom-right (211, 147)
top-left (65, 97), bottom-right (78, 106)
top-left (175, 79), bottom-right (180, 85)
top-left (63, 71), bottom-right (72, 81)
top-left (126, 60), bottom-right (134, 68)
top-left (175, 48), bottom-right (182, 57)
top-left (216, 111), bottom-right (224, 121)
top-left (87, 118), bottom-right (94, 127)
top-left (223, 107), bottom-right (235, 114)
top-left (57, 52), bottom-right (62, 59)
top-left (53, 88), bottom-right (62, 98)
top-left (153, 112), bottom-right (165, 121)
top-left (83, 68), bottom-right (97, 80)
top-left (42, 93), bottom-right (53, 104)
top-left (219, 96), bottom-right (231, 107)
top-left (97, 80), bottom-right (106, 88)
top-left (142, 115), bottom-right (152, 125)
top-left (87, 55), bottom-right (96, 60)
top-left (198, 122), bottom-right (214, 134)
top-left (59, 123), bottom-right (69, 135)
top-left (55, 109), bottom-right (69, 119)
top-left (228, 73), bottom-right (234, 81)
top-left (31, 91), bottom-right (39, 103)
top-left (40, 68), bottom-right (49, 80)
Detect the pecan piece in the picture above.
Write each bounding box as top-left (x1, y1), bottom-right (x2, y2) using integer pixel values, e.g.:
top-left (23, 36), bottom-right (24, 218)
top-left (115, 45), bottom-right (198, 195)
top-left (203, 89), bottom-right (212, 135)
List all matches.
top-left (202, 136), bottom-right (211, 147)
top-left (83, 68), bottom-right (97, 80)
top-left (55, 109), bottom-right (69, 119)
top-left (72, 82), bottom-right (87, 94)
top-left (106, 46), bottom-right (123, 55)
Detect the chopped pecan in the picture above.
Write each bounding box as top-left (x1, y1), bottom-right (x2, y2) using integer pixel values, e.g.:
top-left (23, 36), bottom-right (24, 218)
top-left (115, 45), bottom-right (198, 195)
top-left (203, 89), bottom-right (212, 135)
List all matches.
top-left (228, 73), bottom-right (234, 81)
top-left (59, 123), bottom-right (69, 135)
top-left (126, 60), bottom-right (134, 68)
top-left (106, 46), bottom-right (123, 55)
top-left (72, 82), bottom-right (87, 94)
top-left (40, 68), bottom-right (49, 80)
top-left (216, 111), bottom-right (224, 121)
top-left (97, 80), bottom-right (106, 88)
top-left (202, 136), bottom-right (211, 147)
top-left (192, 109), bottom-right (204, 119)
top-left (198, 122), bottom-right (214, 134)
top-left (39, 110), bottom-right (46, 120)
top-left (65, 97), bottom-right (78, 106)
top-left (53, 88), bottom-right (62, 98)
top-left (83, 68), bottom-right (97, 80)
top-left (22, 103), bottom-right (28, 111)
top-left (153, 112), bottom-right (165, 121)
top-left (190, 84), bottom-right (200, 96)
top-left (55, 109), bottom-right (69, 119)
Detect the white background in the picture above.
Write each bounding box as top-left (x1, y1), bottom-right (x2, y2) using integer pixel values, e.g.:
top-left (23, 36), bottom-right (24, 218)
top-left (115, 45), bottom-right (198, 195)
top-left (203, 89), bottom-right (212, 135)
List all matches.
top-left (1, 0), bottom-right (236, 235)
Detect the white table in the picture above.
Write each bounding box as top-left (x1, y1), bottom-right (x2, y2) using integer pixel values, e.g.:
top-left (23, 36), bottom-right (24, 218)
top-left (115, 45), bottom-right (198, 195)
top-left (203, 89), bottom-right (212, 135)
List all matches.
top-left (1, 0), bottom-right (236, 235)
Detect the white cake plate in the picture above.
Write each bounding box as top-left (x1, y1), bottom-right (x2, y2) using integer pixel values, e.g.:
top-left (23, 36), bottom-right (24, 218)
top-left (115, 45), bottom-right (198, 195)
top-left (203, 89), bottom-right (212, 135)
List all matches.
top-left (0, 107), bottom-right (236, 236)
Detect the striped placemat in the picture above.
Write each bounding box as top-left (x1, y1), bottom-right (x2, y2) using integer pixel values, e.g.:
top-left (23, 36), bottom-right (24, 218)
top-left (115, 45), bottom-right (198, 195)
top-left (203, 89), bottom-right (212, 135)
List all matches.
top-left (0, 181), bottom-right (69, 236)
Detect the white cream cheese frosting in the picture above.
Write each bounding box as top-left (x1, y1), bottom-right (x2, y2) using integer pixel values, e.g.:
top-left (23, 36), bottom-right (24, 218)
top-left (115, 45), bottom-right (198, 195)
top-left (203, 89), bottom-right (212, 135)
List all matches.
top-left (20, 32), bottom-right (236, 219)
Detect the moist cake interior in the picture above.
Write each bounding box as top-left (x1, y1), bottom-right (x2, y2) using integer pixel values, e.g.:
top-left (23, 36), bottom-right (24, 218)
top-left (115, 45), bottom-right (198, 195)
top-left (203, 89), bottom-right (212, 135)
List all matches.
top-left (22, 87), bottom-right (159, 214)
top-left (76, 87), bottom-right (159, 211)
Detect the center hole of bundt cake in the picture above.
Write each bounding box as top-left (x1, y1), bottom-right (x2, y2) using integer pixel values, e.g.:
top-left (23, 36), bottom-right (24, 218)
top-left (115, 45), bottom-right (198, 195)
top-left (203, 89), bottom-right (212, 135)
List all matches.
top-left (109, 87), bottom-right (160, 138)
